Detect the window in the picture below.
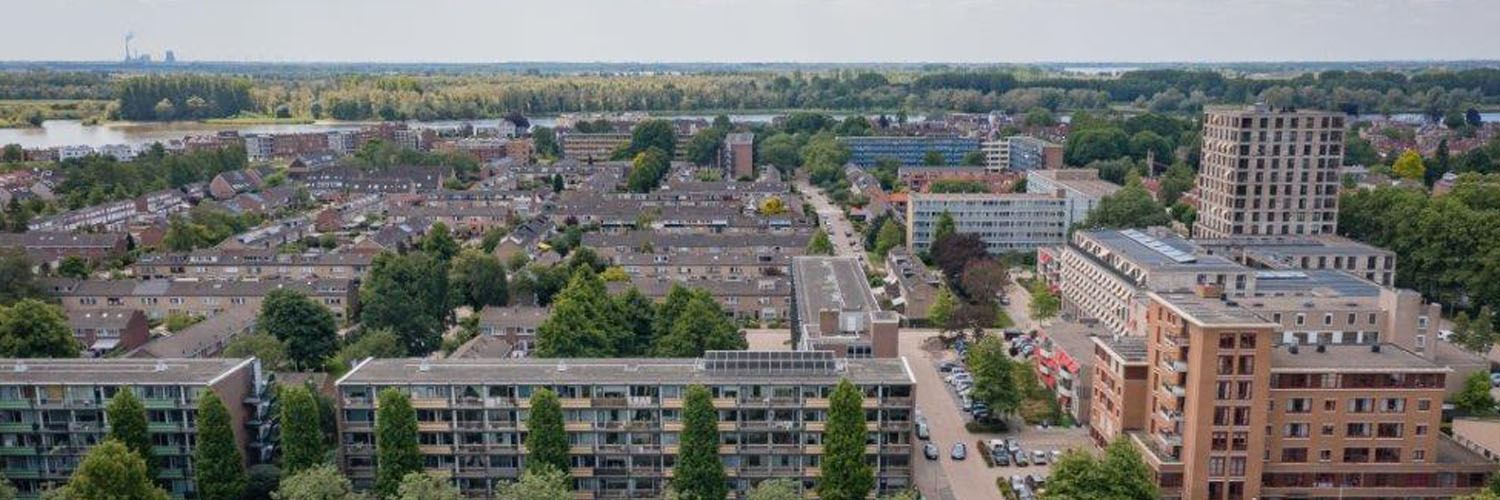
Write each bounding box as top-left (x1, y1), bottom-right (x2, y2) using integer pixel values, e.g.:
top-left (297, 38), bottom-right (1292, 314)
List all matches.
top-left (1348, 398), bottom-right (1374, 413)
top-left (1280, 448), bottom-right (1308, 463)
top-left (1343, 448), bottom-right (1370, 463)
top-left (1324, 399), bottom-right (1337, 411)
top-left (1211, 432), bottom-right (1228, 451)
top-left (1415, 425), bottom-right (1428, 436)
top-left (1287, 398), bottom-right (1311, 413)
top-left (1319, 449), bottom-right (1332, 462)
top-left (1381, 398), bottom-right (1405, 413)
top-left (1345, 423), bottom-right (1372, 437)
top-left (1417, 399), bottom-right (1431, 411)
top-left (1284, 423), bottom-right (1309, 438)
top-left (1412, 449), bottom-right (1426, 461)
top-left (1376, 423), bottom-right (1403, 438)
top-left (1321, 424), bottom-right (1335, 436)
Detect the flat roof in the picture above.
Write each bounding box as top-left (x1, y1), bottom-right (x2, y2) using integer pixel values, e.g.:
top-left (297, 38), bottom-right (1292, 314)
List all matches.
top-left (1251, 269), bottom-right (1381, 298)
top-left (1042, 321), bottom-right (1110, 364)
top-left (1084, 229), bottom-right (1243, 272)
top-left (1027, 169), bottom-right (1122, 199)
top-left (792, 257), bottom-right (879, 334)
top-left (908, 192), bottom-right (1061, 202)
top-left (1149, 292), bottom-right (1281, 329)
top-left (0, 358), bottom-right (252, 385)
top-left (338, 354), bottom-right (914, 386)
top-left (1269, 343), bottom-right (1447, 373)
top-left (1093, 335), bottom-right (1148, 363)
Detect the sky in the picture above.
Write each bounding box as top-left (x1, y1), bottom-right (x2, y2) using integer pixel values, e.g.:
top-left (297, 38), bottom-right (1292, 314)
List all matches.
top-left (1, 0), bottom-right (1497, 63)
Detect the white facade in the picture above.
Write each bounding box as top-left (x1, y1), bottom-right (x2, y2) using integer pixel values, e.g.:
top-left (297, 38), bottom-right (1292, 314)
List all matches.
top-left (904, 192), bottom-right (1068, 255)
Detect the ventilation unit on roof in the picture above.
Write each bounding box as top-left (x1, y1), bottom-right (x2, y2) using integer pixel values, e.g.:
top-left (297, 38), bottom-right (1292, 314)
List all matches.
top-left (154, 361), bottom-right (168, 372)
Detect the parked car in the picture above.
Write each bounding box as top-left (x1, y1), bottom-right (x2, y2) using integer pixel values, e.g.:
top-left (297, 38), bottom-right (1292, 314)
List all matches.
top-left (1051, 450), bottom-right (1063, 463)
top-left (923, 443), bottom-right (939, 460)
top-left (1029, 474), bottom-right (1047, 488)
top-left (1006, 438), bottom-right (1020, 454)
top-left (916, 423), bottom-right (930, 440)
top-left (951, 443), bottom-right (967, 460)
top-left (1009, 476), bottom-right (1028, 491)
top-left (1032, 450), bottom-right (1048, 465)
top-left (939, 361), bottom-right (957, 373)
top-left (1014, 451), bottom-right (1030, 466)
top-left (1491, 372), bottom-right (1500, 387)
top-left (994, 450), bottom-right (1011, 466)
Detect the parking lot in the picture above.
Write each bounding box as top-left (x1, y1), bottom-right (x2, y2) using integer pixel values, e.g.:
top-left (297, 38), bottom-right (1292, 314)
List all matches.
top-left (904, 328), bottom-right (1093, 500)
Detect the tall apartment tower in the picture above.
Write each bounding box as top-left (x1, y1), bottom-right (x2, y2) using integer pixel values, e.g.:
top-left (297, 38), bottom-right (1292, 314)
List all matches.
top-left (1193, 106), bottom-right (1345, 239)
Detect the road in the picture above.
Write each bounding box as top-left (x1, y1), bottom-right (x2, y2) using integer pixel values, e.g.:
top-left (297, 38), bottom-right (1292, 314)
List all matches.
top-left (796, 178), bottom-right (865, 258)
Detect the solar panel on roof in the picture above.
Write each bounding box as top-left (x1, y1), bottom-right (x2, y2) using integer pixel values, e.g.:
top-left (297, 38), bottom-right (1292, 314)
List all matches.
top-left (1121, 229), bottom-right (1197, 263)
top-left (703, 350), bottom-right (839, 373)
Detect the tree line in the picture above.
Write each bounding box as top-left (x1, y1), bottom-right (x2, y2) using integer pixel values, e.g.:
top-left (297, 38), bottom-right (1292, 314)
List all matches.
top-left (116, 75), bottom-right (255, 121)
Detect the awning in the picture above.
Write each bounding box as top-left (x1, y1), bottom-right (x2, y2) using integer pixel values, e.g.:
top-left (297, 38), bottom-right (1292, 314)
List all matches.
top-left (90, 338), bottom-right (121, 351)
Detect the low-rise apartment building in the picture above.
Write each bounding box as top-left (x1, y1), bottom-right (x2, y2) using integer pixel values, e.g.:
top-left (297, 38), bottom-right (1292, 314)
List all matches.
top-left (583, 231), bottom-right (812, 262)
top-left (898, 167), bottom-right (1018, 194)
top-left (334, 351), bottom-right (916, 498)
top-left (614, 252), bottom-right (791, 283)
top-left (1003, 135), bottom-right (1064, 171)
top-left (66, 309), bottom-right (150, 356)
top-left (614, 276), bottom-right (792, 323)
top-left (721, 133), bottom-right (754, 180)
top-left (905, 192), bottom-right (1068, 255)
top-left (1026, 169), bottom-right (1122, 228)
top-left (560, 132), bottom-right (630, 163)
top-left (1088, 335), bottom-right (1149, 447)
top-left (44, 278), bottom-right (357, 321)
top-left (790, 257), bottom-right (899, 358)
top-left (135, 251), bottom-right (373, 281)
top-left (474, 306), bottom-right (548, 354)
top-left (128, 307), bottom-right (259, 360)
top-left (0, 358), bottom-right (272, 498)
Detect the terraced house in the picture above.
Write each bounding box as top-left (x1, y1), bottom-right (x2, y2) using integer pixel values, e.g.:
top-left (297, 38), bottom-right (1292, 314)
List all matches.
top-left (335, 351), bottom-right (916, 499)
top-left (0, 358), bottom-right (273, 498)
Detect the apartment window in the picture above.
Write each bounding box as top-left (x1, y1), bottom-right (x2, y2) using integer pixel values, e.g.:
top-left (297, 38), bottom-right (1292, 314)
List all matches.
top-left (1323, 314), bottom-right (1333, 326)
top-left (1237, 355), bottom-right (1254, 375)
top-left (1217, 356), bottom-right (1235, 375)
top-left (1280, 448), bottom-right (1308, 463)
top-left (1348, 398), bottom-right (1374, 413)
top-left (1417, 399), bottom-right (1431, 411)
top-left (1413, 449), bottom-right (1426, 461)
top-left (1343, 448), bottom-right (1370, 463)
top-left (1236, 381), bottom-right (1253, 400)
top-left (1228, 457), bottom-right (1246, 477)
top-left (1208, 457), bottom-right (1225, 476)
top-left (1219, 333), bottom-right (1236, 349)
top-left (1374, 448), bottom-right (1401, 463)
top-left (1287, 398), bottom-right (1311, 413)
top-left (1381, 398), bottom-right (1405, 412)
top-left (1319, 449), bottom-right (1332, 462)
top-left (1231, 432), bottom-right (1248, 451)
top-left (1415, 424), bottom-right (1428, 436)
top-left (1324, 399), bottom-right (1337, 411)
top-left (1376, 423), bottom-right (1403, 438)
top-left (1321, 424), bottom-right (1335, 436)
top-left (1233, 407), bottom-right (1251, 426)
top-left (1346, 423), bottom-right (1372, 438)
top-left (1211, 432), bottom-right (1228, 451)
top-left (1284, 423), bottom-right (1309, 438)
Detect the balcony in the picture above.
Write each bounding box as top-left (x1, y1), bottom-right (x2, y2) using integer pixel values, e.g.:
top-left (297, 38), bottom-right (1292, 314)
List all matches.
top-left (0, 446), bottom-right (35, 456)
top-left (0, 400), bottom-right (31, 410)
top-left (0, 422), bottom-right (33, 433)
top-left (591, 397), bottom-right (628, 407)
top-left (411, 398), bottom-right (448, 409)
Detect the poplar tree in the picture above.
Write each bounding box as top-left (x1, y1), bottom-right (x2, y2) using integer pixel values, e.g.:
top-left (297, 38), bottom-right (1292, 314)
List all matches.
top-left (525, 388), bottom-right (570, 475)
top-left (674, 385), bottom-right (726, 500)
top-left (106, 389), bottom-right (153, 477)
top-left (279, 384), bottom-right (325, 473)
top-left (195, 392), bottom-right (247, 500)
top-left (375, 388), bottom-right (421, 498)
top-left (818, 379), bottom-right (873, 500)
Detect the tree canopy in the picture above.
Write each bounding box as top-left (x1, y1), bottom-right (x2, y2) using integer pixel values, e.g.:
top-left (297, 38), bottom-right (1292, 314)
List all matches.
top-left (375, 388), bottom-right (421, 499)
top-left (261, 289), bottom-right (339, 370)
top-left (195, 391), bottom-right (248, 500)
top-left (818, 379), bottom-right (873, 500)
top-left (0, 299), bottom-right (78, 358)
top-left (524, 388), bottom-right (570, 475)
top-left (54, 439), bottom-right (170, 500)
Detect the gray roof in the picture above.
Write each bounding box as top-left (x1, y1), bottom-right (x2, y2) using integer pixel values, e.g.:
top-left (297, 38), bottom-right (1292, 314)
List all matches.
top-left (0, 232), bottom-right (125, 249)
top-left (793, 257), bottom-right (877, 317)
top-left (1250, 269), bottom-right (1380, 298)
top-left (1093, 335), bottom-right (1148, 363)
top-left (611, 277), bottom-right (791, 297)
top-left (130, 307), bottom-right (259, 359)
top-left (0, 358), bottom-right (253, 385)
top-left (67, 310), bottom-right (140, 330)
top-left (1270, 343), bottom-right (1446, 373)
top-left (339, 353), bottom-right (914, 386)
top-left (476, 306), bottom-right (549, 329)
top-left (1085, 229), bottom-right (1242, 272)
top-left (1149, 292), bottom-right (1281, 328)
top-left (44, 278), bottom-right (353, 297)
top-left (583, 231), bottom-right (812, 250)
top-left (137, 250), bottom-right (373, 267)
top-left (448, 336), bottom-right (515, 360)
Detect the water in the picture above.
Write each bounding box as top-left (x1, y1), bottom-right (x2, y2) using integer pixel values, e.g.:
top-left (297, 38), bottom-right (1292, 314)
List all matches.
top-left (0, 113), bottom-right (805, 149)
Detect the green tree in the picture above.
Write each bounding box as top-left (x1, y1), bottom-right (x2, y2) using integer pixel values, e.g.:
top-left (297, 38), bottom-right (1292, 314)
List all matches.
top-left (1454, 371), bottom-right (1498, 416)
top-left (420, 222), bottom-right (460, 263)
top-left (1129, 130), bottom-right (1174, 163)
top-left (1158, 163), bottom-right (1196, 206)
top-left (449, 249), bottom-right (509, 309)
top-left (375, 388), bottom-right (421, 499)
top-left (686, 128), bottom-right (727, 166)
top-left (1027, 280), bottom-right (1061, 321)
top-left (279, 384), bottom-right (325, 474)
top-left (196, 392), bottom-right (247, 500)
top-left (524, 388), bottom-right (570, 475)
top-left (494, 466), bottom-right (571, 500)
top-left (613, 288), bottom-right (657, 356)
top-left (394, 471), bottom-right (461, 500)
top-left (626, 147), bottom-right (671, 193)
top-left (807, 228), bottom-right (834, 255)
top-left (928, 287), bottom-right (955, 330)
top-left (1, 144), bottom-right (22, 163)
top-left (0, 299), bottom-right (78, 358)
top-left (967, 336), bottom-right (1023, 415)
top-left (1064, 127), bottom-right (1130, 166)
top-left (962, 150), bottom-right (988, 166)
top-left (630, 120), bottom-right (678, 157)
top-left (274, 463), bottom-right (364, 500)
top-left (1393, 149), bottom-right (1426, 180)
top-left (0, 249), bottom-right (39, 306)
top-left (1080, 181), bottom-right (1172, 230)
top-left (262, 289), bottom-right (339, 370)
top-left (222, 332), bottom-right (290, 372)
top-left (1100, 437), bottom-right (1159, 499)
top-left (552, 173), bottom-right (565, 193)
top-left (652, 292), bottom-right (745, 357)
top-left (360, 251), bottom-right (447, 356)
top-left (818, 379), bottom-right (873, 500)
top-left (53, 439), bottom-right (169, 500)
top-left (1454, 306), bottom-right (1498, 353)
top-left (106, 389), bottom-right (153, 478)
top-left (873, 217), bottom-right (905, 256)
top-left (56, 256), bottom-right (90, 279)
top-left (675, 385), bottom-right (727, 500)
top-left (801, 134), bottom-right (851, 167)
top-left (920, 149), bottom-right (945, 166)
top-left (745, 479), bottom-right (800, 500)
top-left (536, 266), bottom-right (623, 357)
top-left (932, 211), bottom-right (957, 241)
top-left (757, 133), bottom-right (800, 174)
top-left (245, 464), bottom-right (280, 500)
top-left (533, 127), bottom-right (559, 158)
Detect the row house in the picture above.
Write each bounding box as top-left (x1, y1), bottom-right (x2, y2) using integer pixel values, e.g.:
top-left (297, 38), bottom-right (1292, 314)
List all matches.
top-left (44, 278), bottom-right (357, 321)
top-left (0, 232), bottom-right (128, 266)
top-left (611, 276), bottom-right (793, 322)
top-left (135, 250), bottom-right (373, 281)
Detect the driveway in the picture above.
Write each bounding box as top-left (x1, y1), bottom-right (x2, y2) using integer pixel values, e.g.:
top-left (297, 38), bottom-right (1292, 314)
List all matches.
top-left (904, 328), bottom-right (1093, 500)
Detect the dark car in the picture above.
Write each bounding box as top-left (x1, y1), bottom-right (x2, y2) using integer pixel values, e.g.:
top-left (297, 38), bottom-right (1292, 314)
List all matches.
top-left (923, 443), bottom-right (940, 460)
top-left (994, 450), bottom-right (1011, 466)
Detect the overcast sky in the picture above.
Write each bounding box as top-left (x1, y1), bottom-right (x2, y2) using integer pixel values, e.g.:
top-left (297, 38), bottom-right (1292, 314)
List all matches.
top-left (1, 0), bottom-right (1496, 63)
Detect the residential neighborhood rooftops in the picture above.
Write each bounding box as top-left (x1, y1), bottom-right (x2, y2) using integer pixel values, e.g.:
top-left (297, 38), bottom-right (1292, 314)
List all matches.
top-left (0, 358), bottom-right (254, 385)
top-left (338, 352), bottom-right (914, 385)
top-left (1270, 343), bottom-right (1448, 373)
